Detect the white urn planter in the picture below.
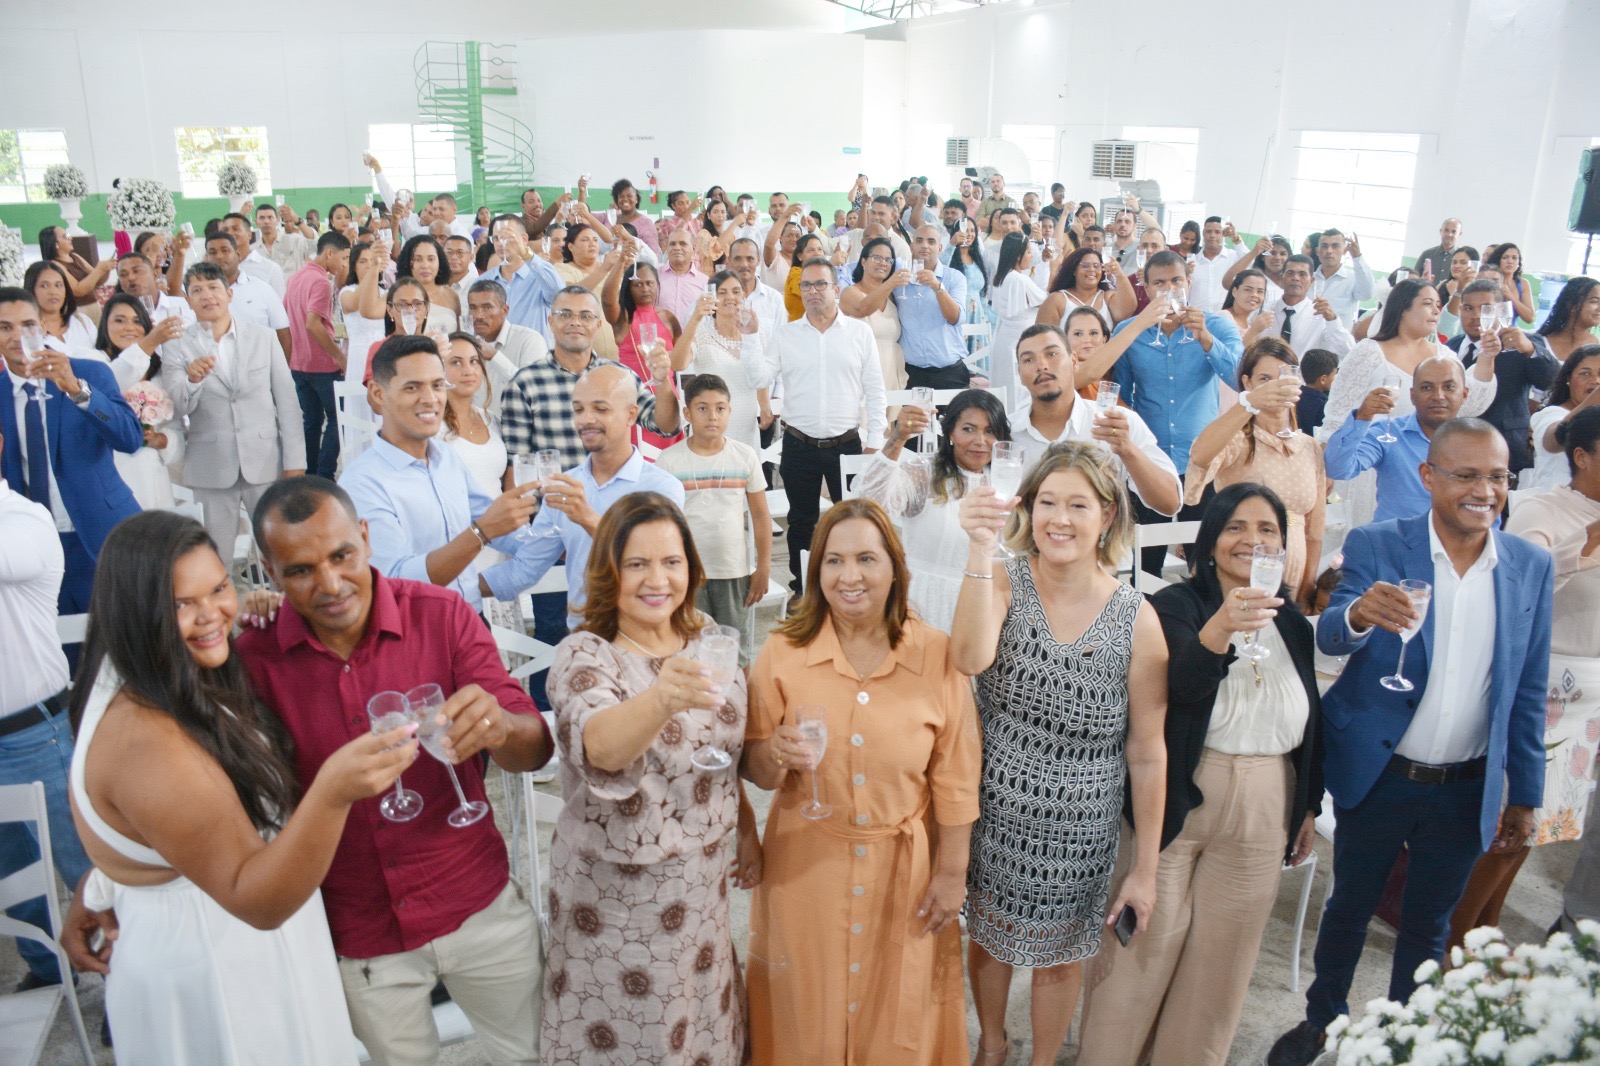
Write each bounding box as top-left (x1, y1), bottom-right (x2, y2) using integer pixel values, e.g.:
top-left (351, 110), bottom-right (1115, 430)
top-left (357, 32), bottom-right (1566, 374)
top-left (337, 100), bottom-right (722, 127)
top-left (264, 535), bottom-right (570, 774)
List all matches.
top-left (227, 193), bottom-right (250, 213)
top-left (56, 197), bottom-right (86, 236)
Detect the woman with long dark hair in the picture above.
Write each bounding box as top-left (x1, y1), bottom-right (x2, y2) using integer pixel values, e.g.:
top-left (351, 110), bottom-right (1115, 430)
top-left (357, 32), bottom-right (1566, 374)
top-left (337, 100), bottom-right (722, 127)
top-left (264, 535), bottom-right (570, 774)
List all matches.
top-left (24, 259), bottom-right (97, 351)
top-left (670, 268), bottom-right (764, 449)
top-left (1172, 220), bottom-right (1201, 258)
top-left (1222, 233), bottom-right (1292, 303)
top-left (1080, 481), bottom-right (1322, 1065)
top-left (1220, 267), bottom-right (1278, 349)
top-left (395, 234), bottom-right (459, 332)
top-left (338, 239), bottom-right (388, 386)
top-left (38, 224), bottom-right (115, 300)
top-left (944, 214), bottom-right (996, 349)
top-left (988, 231), bottom-right (1048, 405)
top-left (1436, 245), bottom-right (1482, 337)
top-left (858, 388), bottom-right (1013, 632)
top-left (64, 511), bottom-right (415, 1063)
top-left (1038, 246), bottom-right (1135, 328)
top-left (554, 222), bottom-right (626, 360)
top-left (840, 235), bottom-right (909, 394)
top-left (605, 256), bottom-right (682, 451)
top-left (1537, 275), bottom-right (1600, 364)
top-left (1485, 242), bottom-right (1535, 325)
top-left (93, 293), bottom-right (186, 507)
top-left (1529, 344), bottom-right (1600, 492)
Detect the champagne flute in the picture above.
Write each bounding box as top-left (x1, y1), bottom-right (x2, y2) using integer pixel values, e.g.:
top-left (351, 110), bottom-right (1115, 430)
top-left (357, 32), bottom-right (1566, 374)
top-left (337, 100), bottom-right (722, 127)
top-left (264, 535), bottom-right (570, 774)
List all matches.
top-left (19, 326), bottom-right (50, 403)
top-left (530, 449), bottom-right (566, 538)
top-left (367, 692), bottom-right (423, 822)
top-left (910, 385), bottom-right (937, 452)
top-left (1168, 287), bottom-right (1192, 344)
top-left (795, 704), bottom-right (831, 820)
top-left (511, 455), bottom-right (544, 541)
top-left (1379, 580), bottom-right (1432, 692)
top-left (400, 309), bottom-right (418, 335)
top-left (1375, 369), bottom-right (1401, 443)
top-left (687, 626), bottom-right (741, 772)
top-left (639, 321), bottom-right (659, 350)
top-left (987, 441), bottom-right (1026, 562)
top-left (405, 683), bottom-right (488, 827)
top-left (1238, 545), bottom-right (1286, 661)
top-left (1276, 365), bottom-right (1302, 439)
top-left (1094, 380), bottom-right (1120, 418)
top-left (1134, 247), bottom-right (1149, 274)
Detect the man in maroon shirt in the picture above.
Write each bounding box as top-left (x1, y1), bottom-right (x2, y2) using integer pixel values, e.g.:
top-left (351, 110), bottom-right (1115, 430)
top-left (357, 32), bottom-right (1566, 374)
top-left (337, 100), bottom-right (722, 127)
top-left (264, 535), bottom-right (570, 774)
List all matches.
top-left (238, 476), bottom-right (552, 1066)
top-left (284, 232), bottom-right (352, 479)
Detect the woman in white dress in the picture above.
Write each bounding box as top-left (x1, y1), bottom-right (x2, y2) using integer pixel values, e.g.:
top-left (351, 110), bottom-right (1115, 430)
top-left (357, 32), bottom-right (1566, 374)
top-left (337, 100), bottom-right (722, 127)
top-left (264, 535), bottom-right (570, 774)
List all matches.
top-left (839, 235), bottom-right (909, 394)
top-left (339, 239), bottom-right (389, 387)
top-left (440, 333), bottom-right (521, 631)
top-left (26, 261), bottom-right (98, 352)
top-left (1321, 278), bottom-right (1497, 528)
top-left (1529, 345), bottom-right (1600, 493)
top-left (1036, 247), bottom-right (1136, 331)
top-left (396, 234), bottom-right (460, 333)
top-left (856, 388), bottom-right (1013, 632)
top-left (670, 270), bottom-right (767, 451)
top-left (94, 293), bottom-right (187, 508)
top-left (988, 232), bottom-right (1048, 408)
top-left (64, 511), bottom-right (417, 1066)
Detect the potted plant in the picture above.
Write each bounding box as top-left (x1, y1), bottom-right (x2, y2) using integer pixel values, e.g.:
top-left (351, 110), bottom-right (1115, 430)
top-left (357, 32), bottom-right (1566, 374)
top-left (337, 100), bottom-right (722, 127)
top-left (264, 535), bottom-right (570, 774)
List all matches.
top-left (217, 160), bottom-right (258, 213)
top-left (0, 225), bottom-right (23, 287)
top-left (43, 164), bottom-right (90, 236)
top-left (106, 177), bottom-right (177, 235)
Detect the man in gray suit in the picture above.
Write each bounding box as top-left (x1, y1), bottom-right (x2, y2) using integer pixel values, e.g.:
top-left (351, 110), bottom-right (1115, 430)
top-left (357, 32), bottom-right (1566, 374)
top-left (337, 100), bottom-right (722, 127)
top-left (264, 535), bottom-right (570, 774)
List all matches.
top-left (162, 261), bottom-right (306, 559)
top-left (467, 279), bottom-right (547, 417)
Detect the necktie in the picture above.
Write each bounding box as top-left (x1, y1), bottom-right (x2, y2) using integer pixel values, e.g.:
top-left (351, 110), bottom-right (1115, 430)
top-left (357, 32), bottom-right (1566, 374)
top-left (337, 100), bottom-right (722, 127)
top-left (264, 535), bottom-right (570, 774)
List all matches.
top-left (1281, 307), bottom-right (1295, 343)
top-left (22, 384), bottom-right (51, 510)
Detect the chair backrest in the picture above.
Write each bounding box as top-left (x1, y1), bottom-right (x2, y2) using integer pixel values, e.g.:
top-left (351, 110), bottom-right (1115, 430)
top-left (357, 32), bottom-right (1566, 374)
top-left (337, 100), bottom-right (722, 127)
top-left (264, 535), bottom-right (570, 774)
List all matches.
top-left (838, 454), bottom-right (870, 499)
top-left (55, 614), bottom-right (87, 646)
top-left (1131, 519), bottom-right (1202, 593)
top-left (521, 773), bottom-right (562, 947)
top-left (489, 624), bottom-right (558, 682)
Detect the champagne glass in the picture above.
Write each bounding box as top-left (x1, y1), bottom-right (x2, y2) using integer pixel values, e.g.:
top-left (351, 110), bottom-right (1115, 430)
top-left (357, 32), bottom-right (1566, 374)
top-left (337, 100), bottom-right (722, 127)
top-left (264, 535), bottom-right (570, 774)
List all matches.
top-left (1375, 369), bottom-right (1401, 443)
top-left (405, 683), bottom-right (488, 827)
top-left (1498, 300), bottom-right (1516, 330)
top-left (639, 321), bottom-right (659, 350)
top-left (1238, 545), bottom-right (1286, 661)
top-left (516, 449), bottom-right (565, 539)
top-left (19, 326), bottom-right (49, 402)
top-left (903, 452), bottom-right (933, 498)
top-left (795, 704), bottom-right (831, 820)
top-left (1276, 365), bottom-right (1302, 439)
top-left (987, 441), bottom-right (1026, 562)
top-left (400, 309), bottom-right (418, 335)
top-left (687, 626), bottom-right (741, 772)
top-left (910, 385), bottom-right (937, 452)
top-left (1379, 580), bottom-right (1432, 692)
top-left (1094, 379), bottom-right (1120, 418)
top-left (367, 691), bottom-right (423, 822)
top-left (511, 455), bottom-right (544, 541)
top-left (1134, 247), bottom-right (1149, 274)
top-left (1168, 287), bottom-right (1192, 344)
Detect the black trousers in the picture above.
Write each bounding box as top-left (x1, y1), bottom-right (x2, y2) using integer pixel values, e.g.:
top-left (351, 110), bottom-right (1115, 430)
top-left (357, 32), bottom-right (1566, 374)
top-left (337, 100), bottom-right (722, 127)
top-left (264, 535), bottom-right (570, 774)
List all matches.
top-left (905, 361), bottom-right (972, 391)
top-left (779, 431), bottom-right (861, 590)
top-left (1131, 476), bottom-right (1215, 579)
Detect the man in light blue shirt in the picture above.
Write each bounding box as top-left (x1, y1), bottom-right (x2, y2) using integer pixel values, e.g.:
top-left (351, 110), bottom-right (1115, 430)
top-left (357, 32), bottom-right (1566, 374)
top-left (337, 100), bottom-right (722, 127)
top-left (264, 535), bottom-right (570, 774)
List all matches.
top-left (489, 223), bottom-right (564, 339)
top-left (481, 363), bottom-right (684, 624)
top-left (1324, 355), bottom-right (1473, 524)
top-left (339, 335), bottom-right (541, 611)
top-left (894, 224), bottom-right (971, 391)
top-left (1313, 228), bottom-right (1376, 327)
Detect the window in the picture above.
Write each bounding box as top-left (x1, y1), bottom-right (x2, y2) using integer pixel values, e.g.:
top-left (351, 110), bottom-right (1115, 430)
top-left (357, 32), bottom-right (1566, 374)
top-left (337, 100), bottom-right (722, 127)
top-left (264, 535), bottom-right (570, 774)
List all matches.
top-left (1120, 126), bottom-right (1198, 202)
top-left (1291, 131), bottom-right (1420, 272)
top-left (367, 123), bottom-right (458, 194)
top-left (174, 126), bottom-right (272, 198)
top-left (0, 129), bottom-right (70, 204)
top-left (1000, 124), bottom-right (1057, 187)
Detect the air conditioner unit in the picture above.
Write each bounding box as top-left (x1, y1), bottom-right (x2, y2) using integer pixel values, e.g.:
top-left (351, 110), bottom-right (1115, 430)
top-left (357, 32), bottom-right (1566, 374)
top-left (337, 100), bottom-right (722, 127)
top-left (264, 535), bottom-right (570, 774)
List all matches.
top-left (945, 138), bottom-right (970, 167)
top-left (1090, 140), bottom-right (1145, 181)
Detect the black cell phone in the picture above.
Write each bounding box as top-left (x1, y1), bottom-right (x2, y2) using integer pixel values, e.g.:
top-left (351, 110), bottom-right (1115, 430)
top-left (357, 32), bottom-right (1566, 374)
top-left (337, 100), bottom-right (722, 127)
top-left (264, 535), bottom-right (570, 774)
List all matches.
top-left (1113, 904), bottom-right (1137, 947)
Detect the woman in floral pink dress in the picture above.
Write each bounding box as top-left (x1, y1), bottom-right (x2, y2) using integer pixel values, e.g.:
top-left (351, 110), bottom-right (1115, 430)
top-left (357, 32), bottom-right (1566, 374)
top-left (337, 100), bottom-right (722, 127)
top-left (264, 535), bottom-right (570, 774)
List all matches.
top-left (545, 492), bottom-right (759, 1064)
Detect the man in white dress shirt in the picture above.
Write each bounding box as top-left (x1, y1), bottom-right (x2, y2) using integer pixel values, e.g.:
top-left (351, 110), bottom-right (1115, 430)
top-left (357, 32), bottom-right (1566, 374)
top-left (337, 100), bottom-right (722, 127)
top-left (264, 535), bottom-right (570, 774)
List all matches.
top-left (1312, 228), bottom-right (1375, 327)
top-left (255, 203), bottom-right (313, 279)
top-left (1189, 216), bottom-right (1243, 313)
top-left (0, 425), bottom-right (92, 992)
top-left (1009, 323), bottom-right (1181, 517)
top-left (466, 280), bottom-right (548, 417)
top-left (446, 236), bottom-right (478, 308)
top-left (204, 231), bottom-right (291, 361)
top-left (161, 262), bottom-right (305, 560)
top-left (115, 253), bottom-right (194, 325)
top-left (1274, 254), bottom-right (1355, 358)
top-left (748, 257), bottom-right (886, 596)
top-left (222, 213), bottom-right (286, 298)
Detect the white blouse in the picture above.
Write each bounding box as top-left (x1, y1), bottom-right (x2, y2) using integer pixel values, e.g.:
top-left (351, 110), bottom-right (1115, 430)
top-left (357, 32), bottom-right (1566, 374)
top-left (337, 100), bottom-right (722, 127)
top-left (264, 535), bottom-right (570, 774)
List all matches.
top-left (1208, 623), bottom-right (1311, 757)
top-left (856, 452), bottom-right (969, 633)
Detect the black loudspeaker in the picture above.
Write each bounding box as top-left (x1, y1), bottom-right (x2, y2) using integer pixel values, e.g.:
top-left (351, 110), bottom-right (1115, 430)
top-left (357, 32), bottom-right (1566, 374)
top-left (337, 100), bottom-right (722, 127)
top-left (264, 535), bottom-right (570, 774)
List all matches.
top-left (1571, 148), bottom-right (1600, 234)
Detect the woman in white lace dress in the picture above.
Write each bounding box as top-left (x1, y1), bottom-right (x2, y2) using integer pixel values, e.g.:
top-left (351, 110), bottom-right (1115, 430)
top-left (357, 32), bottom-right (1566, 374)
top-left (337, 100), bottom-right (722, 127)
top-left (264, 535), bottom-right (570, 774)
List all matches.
top-left (1321, 278), bottom-right (1497, 528)
top-left (669, 270), bottom-right (766, 451)
top-left (856, 389), bottom-right (1014, 632)
top-left (840, 235), bottom-right (908, 394)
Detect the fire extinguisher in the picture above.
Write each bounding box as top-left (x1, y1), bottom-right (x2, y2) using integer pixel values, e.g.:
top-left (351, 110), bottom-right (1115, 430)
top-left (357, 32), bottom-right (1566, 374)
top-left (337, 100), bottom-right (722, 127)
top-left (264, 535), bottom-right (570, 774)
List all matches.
top-left (645, 169), bottom-right (658, 205)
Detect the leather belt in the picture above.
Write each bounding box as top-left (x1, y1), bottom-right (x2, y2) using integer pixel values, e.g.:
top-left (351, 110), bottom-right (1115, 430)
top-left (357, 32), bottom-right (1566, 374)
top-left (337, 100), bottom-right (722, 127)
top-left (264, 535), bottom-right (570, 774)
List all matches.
top-left (1386, 753), bottom-right (1487, 785)
top-left (0, 690), bottom-right (69, 739)
top-left (783, 425), bottom-right (860, 450)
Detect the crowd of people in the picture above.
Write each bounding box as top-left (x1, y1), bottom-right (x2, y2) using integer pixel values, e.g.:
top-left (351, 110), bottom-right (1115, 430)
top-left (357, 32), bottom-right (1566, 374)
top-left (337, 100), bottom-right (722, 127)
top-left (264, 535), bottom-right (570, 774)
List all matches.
top-left (1, 158), bottom-right (1597, 1066)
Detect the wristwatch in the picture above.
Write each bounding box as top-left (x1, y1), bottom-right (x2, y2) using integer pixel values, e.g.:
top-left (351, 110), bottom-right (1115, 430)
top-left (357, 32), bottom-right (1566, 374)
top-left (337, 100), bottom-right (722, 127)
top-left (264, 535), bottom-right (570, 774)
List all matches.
top-left (69, 383), bottom-right (92, 405)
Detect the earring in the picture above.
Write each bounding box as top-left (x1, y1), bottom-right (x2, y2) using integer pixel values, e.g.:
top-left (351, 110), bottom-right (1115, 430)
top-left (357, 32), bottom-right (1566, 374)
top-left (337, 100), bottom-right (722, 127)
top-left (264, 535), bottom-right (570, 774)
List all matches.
top-left (1098, 529), bottom-right (1109, 548)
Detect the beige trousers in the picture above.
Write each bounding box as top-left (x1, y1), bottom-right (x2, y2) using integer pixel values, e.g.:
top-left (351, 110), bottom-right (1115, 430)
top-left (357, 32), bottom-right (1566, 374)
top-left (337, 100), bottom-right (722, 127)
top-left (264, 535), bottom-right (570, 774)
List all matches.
top-left (337, 879), bottom-right (543, 1066)
top-left (1079, 750), bottom-right (1291, 1066)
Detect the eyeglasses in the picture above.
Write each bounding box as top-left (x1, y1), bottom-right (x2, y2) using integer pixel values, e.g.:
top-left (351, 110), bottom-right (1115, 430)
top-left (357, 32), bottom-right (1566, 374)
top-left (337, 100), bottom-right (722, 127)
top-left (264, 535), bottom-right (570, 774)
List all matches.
top-left (390, 299), bottom-right (427, 311)
top-left (1426, 463), bottom-right (1511, 487)
top-left (550, 310), bottom-right (601, 323)
top-left (863, 255), bottom-right (893, 265)
top-left (798, 280), bottom-right (834, 293)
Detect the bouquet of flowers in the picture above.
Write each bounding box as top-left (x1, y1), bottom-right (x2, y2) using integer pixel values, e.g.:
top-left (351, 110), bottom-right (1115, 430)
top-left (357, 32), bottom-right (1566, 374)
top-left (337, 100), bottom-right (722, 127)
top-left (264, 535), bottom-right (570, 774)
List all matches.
top-left (106, 177), bottom-right (177, 232)
top-left (43, 164), bottom-right (88, 200)
top-left (123, 380), bottom-right (174, 432)
top-left (1328, 923), bottom-right (1600, 1065)
top-left (217, 160), bottom-right (258, 198)
top-left (0, 226), bottom-right (22, 287)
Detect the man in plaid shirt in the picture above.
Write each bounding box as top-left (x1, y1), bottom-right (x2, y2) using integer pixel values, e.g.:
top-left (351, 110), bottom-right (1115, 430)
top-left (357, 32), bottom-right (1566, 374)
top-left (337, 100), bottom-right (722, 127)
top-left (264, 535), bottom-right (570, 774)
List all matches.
top-left (499, 286), bottom-right (679, 468)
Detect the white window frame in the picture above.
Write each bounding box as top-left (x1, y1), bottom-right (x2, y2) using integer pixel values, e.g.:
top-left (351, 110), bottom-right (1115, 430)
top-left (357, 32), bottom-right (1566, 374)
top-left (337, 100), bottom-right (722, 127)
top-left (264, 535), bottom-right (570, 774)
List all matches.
top-left (0, 129), bottom-right (71, 204)
top-left (174, 126), bottom-right (273, 199)
top-left (366, 123), bottom-right (458, 195)
top-left (1290, 131), bottom-right (1420, 273)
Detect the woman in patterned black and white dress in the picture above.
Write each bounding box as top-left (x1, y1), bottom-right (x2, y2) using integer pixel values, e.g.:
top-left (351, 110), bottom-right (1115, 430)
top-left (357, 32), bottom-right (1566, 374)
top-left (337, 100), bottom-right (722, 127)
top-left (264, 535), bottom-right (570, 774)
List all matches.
top-left (951, 441), bottom-right (1169, 1066)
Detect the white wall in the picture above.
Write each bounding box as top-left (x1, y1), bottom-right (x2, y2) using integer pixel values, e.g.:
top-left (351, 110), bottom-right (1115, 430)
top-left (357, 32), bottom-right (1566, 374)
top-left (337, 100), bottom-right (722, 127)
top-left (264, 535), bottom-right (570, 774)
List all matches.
top-left (900, 0), bottom-right (1599, 273)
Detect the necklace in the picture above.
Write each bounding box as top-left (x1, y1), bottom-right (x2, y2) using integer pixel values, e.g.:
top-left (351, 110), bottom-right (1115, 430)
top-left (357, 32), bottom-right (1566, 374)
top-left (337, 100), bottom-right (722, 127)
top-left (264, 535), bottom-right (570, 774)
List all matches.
top-left (617, 628), bottom-right (681, 659)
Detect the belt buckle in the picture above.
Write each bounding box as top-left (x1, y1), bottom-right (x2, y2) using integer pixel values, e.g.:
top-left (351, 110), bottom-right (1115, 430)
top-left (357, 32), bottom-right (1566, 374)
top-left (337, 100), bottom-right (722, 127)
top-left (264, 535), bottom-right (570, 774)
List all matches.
top-left (1406, 761), bottom-right (1447, 785)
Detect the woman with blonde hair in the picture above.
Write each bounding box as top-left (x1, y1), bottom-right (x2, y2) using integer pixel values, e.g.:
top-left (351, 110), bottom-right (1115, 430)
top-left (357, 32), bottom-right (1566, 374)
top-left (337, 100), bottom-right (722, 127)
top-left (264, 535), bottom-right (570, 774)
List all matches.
top-left (953, 442), bottom-right (1168, 1065)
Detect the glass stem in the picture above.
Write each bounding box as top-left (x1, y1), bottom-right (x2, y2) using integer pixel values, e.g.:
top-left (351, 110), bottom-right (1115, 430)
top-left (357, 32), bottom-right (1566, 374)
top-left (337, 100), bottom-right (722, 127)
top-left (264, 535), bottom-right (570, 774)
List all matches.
top-left (392, 775), bottom-right (406, 801)
top-left (1393, 641), bottom-right (1409, 681)
top-left (810, 770), bottom-right (823, 809)
top-left (443, 762), bottom-right (472, 808)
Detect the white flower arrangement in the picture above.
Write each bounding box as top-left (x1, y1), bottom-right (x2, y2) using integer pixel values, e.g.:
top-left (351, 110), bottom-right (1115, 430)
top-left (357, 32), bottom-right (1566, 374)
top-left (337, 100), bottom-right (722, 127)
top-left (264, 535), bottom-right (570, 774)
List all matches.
top-left (42, 164), bottom-right (88, 200)
top-left (106, 177), bottom-right (177, 232)
top-left (216, 160), bottom-right (258, 197)
top-left (0, 226), bottom-right (24, 287)
top-left (1328, 923), bottom-right (1600, 1066)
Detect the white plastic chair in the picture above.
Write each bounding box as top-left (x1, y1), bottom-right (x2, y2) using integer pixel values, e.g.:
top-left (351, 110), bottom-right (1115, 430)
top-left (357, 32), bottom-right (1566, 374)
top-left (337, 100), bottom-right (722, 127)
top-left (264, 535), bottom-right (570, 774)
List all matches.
top-left (1286, 791), bottom-right (1339, 991)
top-left (519, 773), bottom-right (562, 948)
top-left (55, 614), bottom-right (88, 646)
top-left (1130, 520), bottom-right (1202, 593)
top-left (0, 782), bottom-right (95, 1066)
top-left (838, 454), bottom-right (870, 499)
top-left (334, 381), bottom-right (376, 458)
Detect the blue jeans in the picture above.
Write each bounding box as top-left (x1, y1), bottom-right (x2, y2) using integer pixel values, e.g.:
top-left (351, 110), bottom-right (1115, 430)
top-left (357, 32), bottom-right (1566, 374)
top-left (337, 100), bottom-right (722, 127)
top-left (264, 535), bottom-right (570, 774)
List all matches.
top-left (1305, 768), bottom-right (1485, 1028)
top-left (0, 709), bottom-right (93, 983)
top-left (292, 369), bottom-right (342, 479)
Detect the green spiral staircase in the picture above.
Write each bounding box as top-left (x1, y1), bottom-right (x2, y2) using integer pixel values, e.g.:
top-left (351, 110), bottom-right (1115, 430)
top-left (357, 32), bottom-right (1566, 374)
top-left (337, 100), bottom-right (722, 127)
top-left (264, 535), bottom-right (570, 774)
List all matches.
top-left (414, 41), bottom-right (535, 211)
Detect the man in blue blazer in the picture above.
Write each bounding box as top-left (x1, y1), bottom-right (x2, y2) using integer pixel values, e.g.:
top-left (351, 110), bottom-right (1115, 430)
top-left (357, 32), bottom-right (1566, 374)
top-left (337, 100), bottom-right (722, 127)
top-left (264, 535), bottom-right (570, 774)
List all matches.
top-left (0, 288), bottom-right (142, 616)
top-left (1268, 417), bottom-right (1553, 1066)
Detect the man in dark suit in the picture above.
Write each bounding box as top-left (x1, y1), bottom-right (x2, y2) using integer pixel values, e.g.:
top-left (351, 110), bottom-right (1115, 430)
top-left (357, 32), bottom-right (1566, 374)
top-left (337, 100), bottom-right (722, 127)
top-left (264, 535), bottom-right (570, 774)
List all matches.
top-left (1447, 278), bottom-right (1561, 473)
top-left (0, 287), bottom-right (142, 617)
top-left (1268, 418), bottom-right (1553, 1066)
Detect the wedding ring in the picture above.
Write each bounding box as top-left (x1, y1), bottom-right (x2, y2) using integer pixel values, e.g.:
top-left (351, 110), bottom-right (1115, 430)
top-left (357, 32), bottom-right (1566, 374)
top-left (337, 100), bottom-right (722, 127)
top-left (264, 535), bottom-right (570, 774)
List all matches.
top-left (775, 754), bottom-right (785, 766)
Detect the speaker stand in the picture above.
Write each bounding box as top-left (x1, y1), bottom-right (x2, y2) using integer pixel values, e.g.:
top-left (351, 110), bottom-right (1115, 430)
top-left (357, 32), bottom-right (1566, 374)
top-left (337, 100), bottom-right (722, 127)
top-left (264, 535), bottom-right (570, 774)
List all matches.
top-left (1585, 234), bottom-right (1593, 275)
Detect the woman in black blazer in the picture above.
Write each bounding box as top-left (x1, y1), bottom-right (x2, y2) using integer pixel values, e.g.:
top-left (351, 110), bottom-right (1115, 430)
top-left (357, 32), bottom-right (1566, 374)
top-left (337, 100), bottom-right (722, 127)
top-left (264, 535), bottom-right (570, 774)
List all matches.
top-left (1079, 482), bottom-right (1323, 1066)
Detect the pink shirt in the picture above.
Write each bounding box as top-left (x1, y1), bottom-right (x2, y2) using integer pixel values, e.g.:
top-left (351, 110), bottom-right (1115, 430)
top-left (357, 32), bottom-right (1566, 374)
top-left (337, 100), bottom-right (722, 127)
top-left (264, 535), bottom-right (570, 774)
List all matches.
top-left (285, 262), bottom-right (339, 374)
top-left (655, 263), bottom-right (710, 325)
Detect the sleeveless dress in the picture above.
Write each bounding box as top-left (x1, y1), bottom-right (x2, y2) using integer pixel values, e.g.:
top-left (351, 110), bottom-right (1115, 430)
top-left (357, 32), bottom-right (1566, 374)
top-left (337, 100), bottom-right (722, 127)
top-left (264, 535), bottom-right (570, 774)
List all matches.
top-left (966, 562), bottom-right (1143, 967)
top-left (617, 305), bottom-right (682, 451)
top-left (71, 664), bottom-right (355, 1066)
